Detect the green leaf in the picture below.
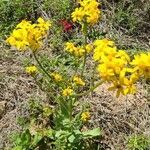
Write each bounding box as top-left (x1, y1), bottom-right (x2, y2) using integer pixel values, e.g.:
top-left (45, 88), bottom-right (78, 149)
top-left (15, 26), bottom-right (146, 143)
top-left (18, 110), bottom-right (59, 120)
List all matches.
top-left (55, 130), bottom-right (70, 139)
top-left (73, 130), bottom-right (82, 135)
top-left (21, 129), bottom-right (31, 146)
top-left (15, 136), bottom-right (22, 145)
top-left (32, 133), bottom-right (42, 146)
top-left (12, 146), bottom-right (23, 150)
top-left (44, 129), bottom-right (54, 139)
top-left (82, 128), bottom-right (101, 138)
top-left (68, 134), bottom-right (75, 143)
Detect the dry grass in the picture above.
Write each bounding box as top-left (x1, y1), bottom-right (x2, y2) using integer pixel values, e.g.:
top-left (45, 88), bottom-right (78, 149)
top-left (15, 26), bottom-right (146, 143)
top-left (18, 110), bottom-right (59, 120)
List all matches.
top-left (0, 45), bottom-right (47, 149)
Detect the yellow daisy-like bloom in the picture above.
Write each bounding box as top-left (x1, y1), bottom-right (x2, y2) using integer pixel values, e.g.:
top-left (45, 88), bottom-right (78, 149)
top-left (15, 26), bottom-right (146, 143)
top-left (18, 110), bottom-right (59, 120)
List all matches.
top-left (85, 44), bottom-right (93, 53)
top-left (93, 39), bottom-right (115, 61)
top-left (97, 64), bottom-right (114, 81)
top-left (65, 42), bottom-right (93, 57)
top-left (65, 42), bottom-right (76, 53)
top-left (73, 76), bottom-right (85, 86)
top-left (93, 38), bottom-right (148, 97)
top-left (72, 8), bottom-right (85, 23)
top-left (71, 0), bottom-right (100, 25)
top-left (62, 87), bottom-right (73, 96)
top-left (51, 72), bottom-right (63, 82)
top-left (131, 53), bottom-right (150, 78)
top-left (25, 66), bottom-right (37, 74)
top-left (81, 112), bottom-right (90, 122)
top-left (65, 42), bottom-right (85, 57)
top-left (6, 18), bottom-right (51, 51)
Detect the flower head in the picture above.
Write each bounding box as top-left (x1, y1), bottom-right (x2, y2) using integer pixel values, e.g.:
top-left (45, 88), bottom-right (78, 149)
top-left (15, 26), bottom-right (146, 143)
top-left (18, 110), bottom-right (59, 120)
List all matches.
top-left (71, 0), bottom-right (100, 25)
top-left (51, 72), bottom-right (63, 82)
top-left (25, 66), bottom-right (37, 75)
top-left (81, 112), bottom-right (90, 122)
top-left (73, 76), bottom-right (85, 86)
top-left (6, 18), bottom-right (51, 51)
top-left (62, 87), bottom-right (73, 96)
top-left (59, 19), bottom-right (73, 32)
top-left (65, 42), bottom-right (85, 57)
top-left (93, 38), bottom-right (147, 97)
top-left (131, 53), bottom-right (150, 78)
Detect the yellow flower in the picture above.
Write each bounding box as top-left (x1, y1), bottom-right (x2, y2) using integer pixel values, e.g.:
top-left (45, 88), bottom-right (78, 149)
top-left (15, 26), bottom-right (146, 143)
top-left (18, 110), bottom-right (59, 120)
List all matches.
top-left (73, 76), bottom-right (85, 86)
top-left (72, 8), bottom-right (85, 23)
top-left (65, 42), bottom-right (75, 52)
top-left (131, 53), bottom-right (150, 78)
top-left (81, 112), bottom-right (90, 122)
top-left (51, 72), bottom-right (63, 82)
top-left (65, 42), bottom-right (85, 57)
top-left (71, 0), bottom-right (100, 25)
top-left (108, 80), bottom-right (125, 98)
top-left (6, 18), bottom-right (51, 51)
top-left (116, 50), bottom-right (130, 62)
top-left (119, 69), bottom-right (137, 95)
top-left (94, 39), bottom-right (114, 48)
top-left (85, 44), bottom-right (93, 53)
top-left (97, 64), bottom-right (114, 81)
top-left (123, 79), bottom-right (136, 95)
top-left (37, 17), bottom-right (51, 31)
top-left (93, 39), bottom-right (115, 61)
top-left (25, 66), bottom-right (37, 74)
top-left (62, 87), bottom-right (73, 96)
top-left (74, 47), bottom-right (85, 57)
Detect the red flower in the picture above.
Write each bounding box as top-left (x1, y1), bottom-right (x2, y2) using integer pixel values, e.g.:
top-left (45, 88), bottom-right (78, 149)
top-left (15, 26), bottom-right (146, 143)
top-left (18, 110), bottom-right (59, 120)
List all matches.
top-left (59, 19), bottom-right (73, 32)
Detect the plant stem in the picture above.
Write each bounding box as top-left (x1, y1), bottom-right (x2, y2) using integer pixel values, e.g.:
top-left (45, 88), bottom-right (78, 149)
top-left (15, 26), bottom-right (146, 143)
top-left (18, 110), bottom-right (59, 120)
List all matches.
top-left (69, 98), bottom-right (73, 121)
top-left (81, 23), bottom-right (88, 77)
top-left (91, 63), bottom-right (97, 88)
top-left (76, 80), bottom-right (103, 97)
top-left (33, 52), bottom-right (52, 80)
top-left (33, 52), bottom-right (59, 100)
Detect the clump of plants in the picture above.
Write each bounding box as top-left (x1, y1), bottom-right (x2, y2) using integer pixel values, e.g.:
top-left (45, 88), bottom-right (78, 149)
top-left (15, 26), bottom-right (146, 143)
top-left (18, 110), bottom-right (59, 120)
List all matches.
top-left (0, 0), bottom-right (39, 37)
top-left (6, 0), bottom-right (150, 149)
top-left (128, 134), bottom-right (150, 150)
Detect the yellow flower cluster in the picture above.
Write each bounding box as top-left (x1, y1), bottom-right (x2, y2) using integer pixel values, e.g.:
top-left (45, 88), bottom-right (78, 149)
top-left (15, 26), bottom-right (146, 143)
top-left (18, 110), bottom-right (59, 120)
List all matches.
top-left (131, 53), bottom-right (150, 78)
top-left (65, 42), bottom-right (92, 57)
top-left (72, 0), bottom-right (100, 25)
top-left (62, 87), bottom-right (73, 97)
top-left (6, 18), bottom-right (51, 51)
top-left (51, 72), bottom-right (63, 82)
top-left (25, 66), bottom-right (37, 74)
top-left (73, 76), bottom-right (85, 86)
top-left (93, 39), bottom-right (150, 97)
top-left (81, 111), bottom-right (90, 122)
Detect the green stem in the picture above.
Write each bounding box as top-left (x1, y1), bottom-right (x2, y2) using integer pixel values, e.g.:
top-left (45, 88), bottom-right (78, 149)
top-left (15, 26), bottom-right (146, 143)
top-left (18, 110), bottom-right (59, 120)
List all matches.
top-left (76, 80), bottom-right (103, 97)
top-left (69, 98), bottom-right (73, 121)
top-left (90, 63), bottom-right (97, 89)
top-left (33, 52), bottom-right (60, 100)
top-left (81, 23), bottom-right (88, 77)
top-left (33, 52), bottom-right (52, 80)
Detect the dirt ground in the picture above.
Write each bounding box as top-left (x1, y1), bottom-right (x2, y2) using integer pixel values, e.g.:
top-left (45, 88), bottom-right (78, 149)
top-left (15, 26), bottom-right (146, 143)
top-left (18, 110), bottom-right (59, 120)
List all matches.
top-left (0, 44), bottom-right (149, 150)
